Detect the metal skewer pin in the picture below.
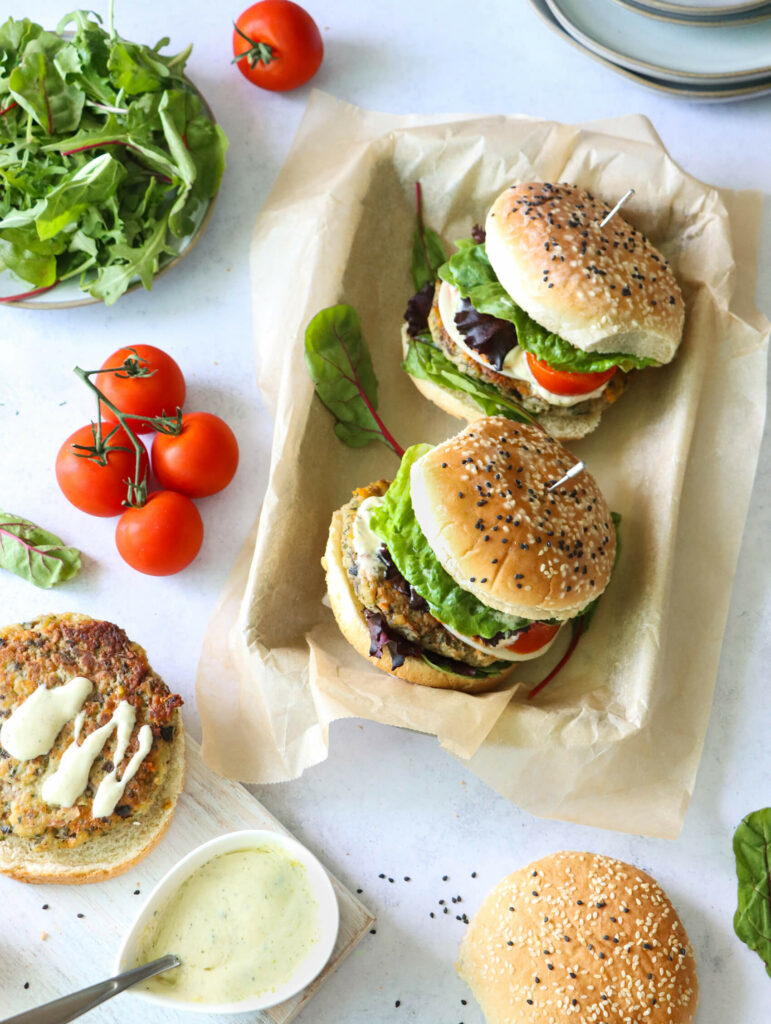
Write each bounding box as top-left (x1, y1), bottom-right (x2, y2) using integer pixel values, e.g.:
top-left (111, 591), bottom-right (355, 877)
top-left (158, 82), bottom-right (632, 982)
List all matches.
top-left (599, 188), bottom-right (635, 228)
top-left (546, 461), bottom-right (585, 493)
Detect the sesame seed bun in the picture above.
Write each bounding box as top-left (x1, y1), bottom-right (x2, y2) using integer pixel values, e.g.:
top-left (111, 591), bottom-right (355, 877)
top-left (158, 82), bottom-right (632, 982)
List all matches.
top-left (457, 851), bottom-right (698, 1024)
top-left (322, 507), bottom-right (513, 694)
top-left (409, 418), bottom-right (615, 621)
top-left (485, 183), bottom-right (684, 364)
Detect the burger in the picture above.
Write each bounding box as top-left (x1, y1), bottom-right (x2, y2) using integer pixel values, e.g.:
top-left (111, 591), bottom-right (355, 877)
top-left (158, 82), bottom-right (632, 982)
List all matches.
top-left (403, 182), bottom-right (684, 440)
top-left (457, 850), bottom-right (699, 1023)
top-left (322, 416), bottom-right (617, 693)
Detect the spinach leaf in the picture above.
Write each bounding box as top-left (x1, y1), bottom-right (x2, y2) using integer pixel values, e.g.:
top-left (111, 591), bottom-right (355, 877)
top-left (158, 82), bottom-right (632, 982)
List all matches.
top-left (439, 241), bottom-right (657, 374)
top-left (0, 511), bottom-right (81, 588)
top-left (369, 445), bottom-right (532, 639)
top-left (305, 304), bottom-right (404, 456)
top-left (734, 807), bottom-right (771, 976)
top-left (402, 335), bottom-right (535, 424)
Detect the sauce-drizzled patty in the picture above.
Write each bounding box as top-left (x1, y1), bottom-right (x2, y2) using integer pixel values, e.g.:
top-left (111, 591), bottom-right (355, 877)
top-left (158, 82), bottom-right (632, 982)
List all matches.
top-left (0, 613), bottom-right (182, 850)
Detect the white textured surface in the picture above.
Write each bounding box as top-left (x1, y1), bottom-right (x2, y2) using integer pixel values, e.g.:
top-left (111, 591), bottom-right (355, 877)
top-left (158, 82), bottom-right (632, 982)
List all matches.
top-left (0, 1), bottom-right (769, 1021)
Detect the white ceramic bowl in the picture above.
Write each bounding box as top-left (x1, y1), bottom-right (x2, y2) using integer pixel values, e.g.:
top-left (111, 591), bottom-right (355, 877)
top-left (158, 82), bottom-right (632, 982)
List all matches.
top-left (115, 829), bottom-right (340, 1015)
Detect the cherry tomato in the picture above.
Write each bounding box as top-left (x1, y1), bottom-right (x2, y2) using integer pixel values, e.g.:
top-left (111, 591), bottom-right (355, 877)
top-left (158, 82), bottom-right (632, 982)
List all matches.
top-left (233, 1), bottom-right (323, 92)
top-left (99, 345), bottom-right (186, 434)
top-left (526, 352), bottom-right (617, 397)
top-left (505, 621), bottom-right (561, 655)
top-left (56, 424), bottom-right (149, 518)
top-left (115, 491), bottom-right (203, 576)
top-left (151, 412), bottom-right (239, 498)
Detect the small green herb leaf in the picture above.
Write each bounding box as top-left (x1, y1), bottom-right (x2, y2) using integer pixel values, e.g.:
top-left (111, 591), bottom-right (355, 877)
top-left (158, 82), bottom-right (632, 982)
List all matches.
top-left (305, 304), bottom-right (404, 457)
top-left (734, 807), bottom-right (771, 976)
top-left (0, 511), bottom-right (81, 588)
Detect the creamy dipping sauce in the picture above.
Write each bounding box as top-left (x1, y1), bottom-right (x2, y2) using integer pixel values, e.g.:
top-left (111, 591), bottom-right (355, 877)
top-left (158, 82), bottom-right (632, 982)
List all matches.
top-left (135, 844), bottom-right (320, 1004)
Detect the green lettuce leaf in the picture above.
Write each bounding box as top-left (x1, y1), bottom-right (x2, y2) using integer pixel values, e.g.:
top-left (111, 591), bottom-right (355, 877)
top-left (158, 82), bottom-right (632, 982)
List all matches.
top-left (403, 335), bottom-right (534, 424)
top-left (439, 241), bottom-right (656, 374)
top-left (35, 152), bottom-right (126, 240)
top-left (369, 445), bottom-right (532, 639)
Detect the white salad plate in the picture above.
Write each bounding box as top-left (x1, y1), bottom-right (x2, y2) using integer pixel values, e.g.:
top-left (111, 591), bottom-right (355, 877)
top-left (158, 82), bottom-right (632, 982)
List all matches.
top-left (116, 829), bottom-right (340, 1015)
top-left (546, 0), bottom-right (771, 83)
top-left (613, 0), bottom-right (771, 23)
top-left (529, 0), bottom-right (771, 100)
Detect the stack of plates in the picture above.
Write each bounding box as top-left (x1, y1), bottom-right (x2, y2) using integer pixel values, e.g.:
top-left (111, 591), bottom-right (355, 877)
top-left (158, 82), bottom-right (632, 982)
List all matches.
top-left (529, 0), bottom-right (771, 101)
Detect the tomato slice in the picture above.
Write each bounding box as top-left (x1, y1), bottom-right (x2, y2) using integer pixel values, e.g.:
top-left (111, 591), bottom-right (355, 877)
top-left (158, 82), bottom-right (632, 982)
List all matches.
top-left (526, 352), bottom-right (617, 396)
top-left (505, 621), bottom-right (561, 655)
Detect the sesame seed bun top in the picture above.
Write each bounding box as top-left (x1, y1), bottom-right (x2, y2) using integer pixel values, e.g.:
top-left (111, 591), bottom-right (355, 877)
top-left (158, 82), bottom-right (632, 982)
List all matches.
top-left (409, 417), bottom-right (615, 622)
top-left (457, 850), bottom-right (698, 1024)
top-left (484, 183), bottom-right (684, 365)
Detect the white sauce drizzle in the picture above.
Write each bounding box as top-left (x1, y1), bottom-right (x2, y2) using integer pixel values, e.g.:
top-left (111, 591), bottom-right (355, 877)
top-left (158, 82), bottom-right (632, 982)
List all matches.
top-left (2, 680), bottom-right (155, 818)
top-left (0, 676), bottom-right (92, 760)
top-left (352, 496), bottom-right (386, 576)
top-left (438, 282), bottom-right (610, 408)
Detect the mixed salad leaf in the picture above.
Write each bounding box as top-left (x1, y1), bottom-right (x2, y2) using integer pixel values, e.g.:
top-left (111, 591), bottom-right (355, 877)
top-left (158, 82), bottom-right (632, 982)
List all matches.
top-left (438, 240), bottom-right (657, 374)
top-left (369, 444), bottom-right (533, 640)
top-left (0, 10), bottom-right (227, 304)
top-left (0, 510), bottom-right (81, 588)
top-left (733, 807), bottom-right (771, 976)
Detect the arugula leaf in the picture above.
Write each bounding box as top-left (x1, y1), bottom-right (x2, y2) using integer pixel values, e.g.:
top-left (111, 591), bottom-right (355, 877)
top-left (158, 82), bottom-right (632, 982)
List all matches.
top-left (403, 335), bottom-right (535, 424)
top-left (305, 304), bottom-right (404, 456)
top-left (0, 510), bottom-right (81, 588)
top-left (35, 152), bottom-right (126, 240)
top-left (439, 241), bottom-right (657, 374)
top-left (88, 211), bottom-right (173, 303)
top-left (734, 807), bottom-right (771, 976)
top-left (369, 445), bottom-right (532, 639)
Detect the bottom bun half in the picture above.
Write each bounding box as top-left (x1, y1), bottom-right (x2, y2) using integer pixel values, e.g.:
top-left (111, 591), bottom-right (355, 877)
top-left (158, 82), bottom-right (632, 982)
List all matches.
top-left (0, 716), bottom-right (185, 885)
top-left (323, 508), bottom-right (513, 695)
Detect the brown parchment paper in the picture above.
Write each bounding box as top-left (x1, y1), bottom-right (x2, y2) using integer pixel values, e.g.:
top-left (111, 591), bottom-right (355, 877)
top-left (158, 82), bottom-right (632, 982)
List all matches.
top-left (197, 91), bottom-right (769, 838)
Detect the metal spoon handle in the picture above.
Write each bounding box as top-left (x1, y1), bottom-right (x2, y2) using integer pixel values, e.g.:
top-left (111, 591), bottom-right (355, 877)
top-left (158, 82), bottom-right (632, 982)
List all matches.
top-left (1, 955), bottom-right (180, 1024)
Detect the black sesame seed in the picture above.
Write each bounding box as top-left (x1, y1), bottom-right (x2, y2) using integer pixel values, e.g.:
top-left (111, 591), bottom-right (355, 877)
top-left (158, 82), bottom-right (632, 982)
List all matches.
top-left (532, 890), bottom-right (538, 896)
top-left (404, 876), bottom-right (411, 882)
top-left (42, 904), bottom-right (49, 910)
top-left (370, 928), bottom-right (377, 934)
top-left (77, 913), bottom-right (85, 919)
top-left (471, 872), bottom-right (477, 878)
top-left (379, 873), bottom-right (385, 878)
top-left (430, 912), bottom-right (435, 918)
top-left (507, 940), bottom-right (514, 946)
top-left (395, 1000), bottom-right (401, 1007)
top-left (569, 972), bottom-right (576, 979)
top-left (356, 888), bottom-right (363, 894)
top-left (527, 999), bottom-right (533, 1005)
top-left (24, 982), bottom-right (29, 990)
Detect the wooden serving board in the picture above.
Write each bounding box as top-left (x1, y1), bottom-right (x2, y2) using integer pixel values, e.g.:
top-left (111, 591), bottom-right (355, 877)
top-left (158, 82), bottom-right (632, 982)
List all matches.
top-left (0, 739), bottom-right (375, 1023)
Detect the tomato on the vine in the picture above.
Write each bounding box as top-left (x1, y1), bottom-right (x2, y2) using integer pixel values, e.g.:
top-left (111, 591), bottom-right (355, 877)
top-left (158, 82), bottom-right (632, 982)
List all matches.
top-left (526, 352), bottom-right (617, 397)
top-left (232, 1), bottom-right (323, 92)
top-left (99, 345), bottom-right (186, 434)
top-left (115, 491), bottom-right (203, 576)
top-left (152, 412), bottom-right (239, 498)
top-left (56, 424), bottom-right (149, 517)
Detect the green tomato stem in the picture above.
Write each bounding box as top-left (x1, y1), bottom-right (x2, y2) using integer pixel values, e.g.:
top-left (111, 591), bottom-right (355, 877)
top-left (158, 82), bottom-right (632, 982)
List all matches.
top-left (232, 23), bottom-right (276, 68)
top-left (73, 365), bottom-right (147, 508)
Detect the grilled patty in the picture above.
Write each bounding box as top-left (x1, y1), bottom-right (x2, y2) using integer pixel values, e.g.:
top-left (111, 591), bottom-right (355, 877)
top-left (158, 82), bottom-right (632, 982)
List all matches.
top-left (0, 614), bottom-right (182, 850)
top-left (427, 284), bottom-right (628, 415)
top-left (339, 482), bottom-right (498, 668)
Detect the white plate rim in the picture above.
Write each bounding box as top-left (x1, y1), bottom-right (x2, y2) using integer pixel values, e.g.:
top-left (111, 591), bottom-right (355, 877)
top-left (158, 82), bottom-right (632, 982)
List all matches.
top-left (546, 0), bottom-right (771, 82)
top-left (528, 0), bottom-right (771, 99)
top-left (612, 0), bottom-right (771, 23)
top-left (640, 0), bottom-right (770, 13)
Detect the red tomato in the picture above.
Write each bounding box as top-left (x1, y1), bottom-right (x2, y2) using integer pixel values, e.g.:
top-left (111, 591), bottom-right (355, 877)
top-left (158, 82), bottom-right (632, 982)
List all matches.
top-left (99, 345), bottom-right (186, 434)
top-left (115, 491), bottom-right (203, 576)
top-left (505, 621), bottom-right (561, 655)
top-left (56, 424), bottom-right (149, 517)
top-left (526, 352), bottom-right (617, 397)
top-left (151, 412), bottom-right (239, 498)
top-left (233, 1), bottom-right (323, 92)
